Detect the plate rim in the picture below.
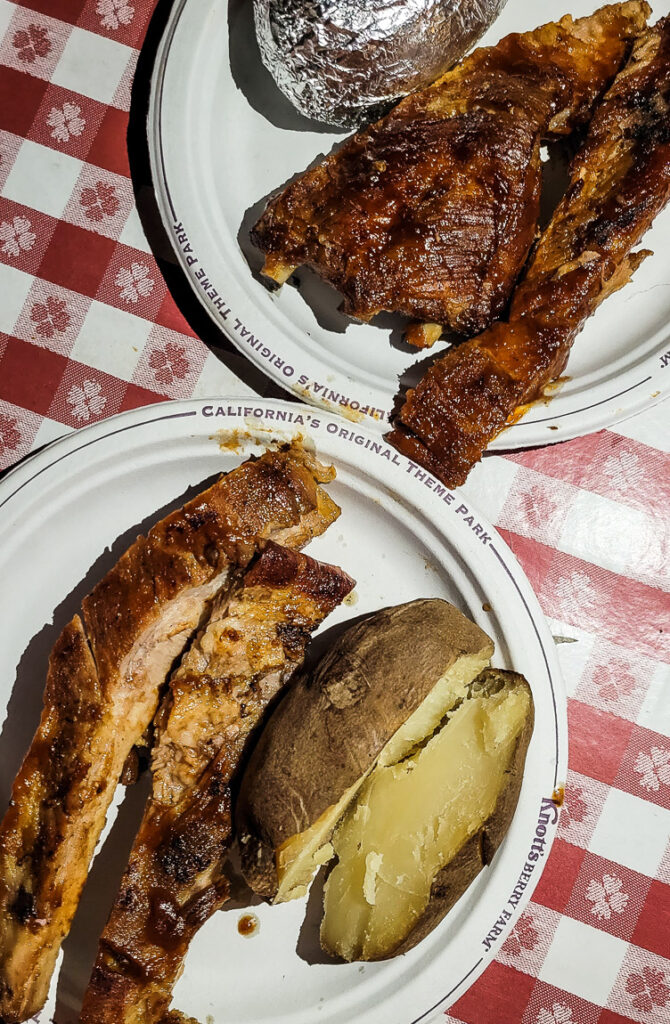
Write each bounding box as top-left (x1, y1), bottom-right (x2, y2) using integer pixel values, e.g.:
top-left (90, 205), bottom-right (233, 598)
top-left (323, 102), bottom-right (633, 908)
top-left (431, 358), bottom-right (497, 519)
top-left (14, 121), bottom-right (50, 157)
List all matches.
top-left (147, 0), bottom-right (669, 448)
top-left (0, 397), bottom-right (567, 1023)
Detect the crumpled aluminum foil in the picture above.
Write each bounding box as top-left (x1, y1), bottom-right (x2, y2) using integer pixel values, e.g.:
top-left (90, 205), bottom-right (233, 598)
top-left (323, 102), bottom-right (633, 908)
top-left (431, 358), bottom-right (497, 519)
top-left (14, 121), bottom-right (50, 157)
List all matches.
top-left (254, 0), bottom-right (509, 129)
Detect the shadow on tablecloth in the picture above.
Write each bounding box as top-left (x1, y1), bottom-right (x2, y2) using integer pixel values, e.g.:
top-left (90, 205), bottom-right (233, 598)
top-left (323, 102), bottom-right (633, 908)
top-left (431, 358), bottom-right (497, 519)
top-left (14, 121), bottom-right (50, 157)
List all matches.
top-left (126, 0), bottom-right (285, 403)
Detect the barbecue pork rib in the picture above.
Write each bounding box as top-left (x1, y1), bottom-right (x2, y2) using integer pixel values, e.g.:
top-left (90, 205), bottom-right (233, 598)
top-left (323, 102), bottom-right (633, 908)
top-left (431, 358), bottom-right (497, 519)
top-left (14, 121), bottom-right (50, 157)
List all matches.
top-left (388, 16), bottom-right (670, 486)
top-left (0, 446), bottom-right (340, 1023)
top-left (79, 542), bottom-right (354, 1024)
top-left (251, 2), bottom-right (649, 344)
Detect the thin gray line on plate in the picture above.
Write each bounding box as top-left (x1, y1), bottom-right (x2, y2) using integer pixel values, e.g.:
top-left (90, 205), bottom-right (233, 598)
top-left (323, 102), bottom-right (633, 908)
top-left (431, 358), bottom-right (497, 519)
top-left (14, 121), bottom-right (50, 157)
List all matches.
top-left (510, 375), bottom-right (653, 426)
top-left (408, 957), bottom-right (484, 1024)
top-left (490, 543), bottom-right (559, 789)
top-left (155, 0), bottom-right (189, 222)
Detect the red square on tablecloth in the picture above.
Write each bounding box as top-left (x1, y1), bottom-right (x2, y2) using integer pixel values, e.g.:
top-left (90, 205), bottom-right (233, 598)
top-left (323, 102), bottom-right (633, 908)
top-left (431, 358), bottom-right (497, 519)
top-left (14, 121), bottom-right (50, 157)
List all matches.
top-left (0, 67), bottom-right (48, 137)
top-left (523, 982), bottom-right (602, 1024)
top-left (610, 581), bottom-right (667, 664)
top-left (0, 199), bottom-right (57, 277)
top-left (0, 336), bottom-right (67, 415)
top-left (599, 1011), bottom-right (641, 1024)
top-left (133, 326), bottom-right (207, 400)
top-left (77, 0), bottom-right (155, 50)
top-left (615, 725), bottom-right (670, 812)
top-left (13, 0), bottom-right (87, 22)
top-left (47, 359), bottom-right (126, 427)
top-left (600, 575), bottom-right (669, 663)
top-left (84, 105), bottom-right (130, 176)
top-left (450, 962), bottom-right (536, 1024)
top-left (62, 164), bottom-right (134, 241)
top-left (29, 83), bottom-right (107, 163)
top-left (118, 382), bottom-right (167, 411)
top-left (506, 432), bottom-right (598, 490)
top-left (95, 242), bottom-right (166, 321)
top-left (497, 530), bottom-right (556, 601)
top-left (568, 701), bottom-right (634, 787)
top-left (631, 881), bottom-right (670, 959)
top-left (543, 553), bottom-right (616, 638)
top-left (532, 839), bottom-right (586, 915)
top-left (565, 851), bottom-right (652, 942)
top-left (37, 220), bottom-right (115, 298)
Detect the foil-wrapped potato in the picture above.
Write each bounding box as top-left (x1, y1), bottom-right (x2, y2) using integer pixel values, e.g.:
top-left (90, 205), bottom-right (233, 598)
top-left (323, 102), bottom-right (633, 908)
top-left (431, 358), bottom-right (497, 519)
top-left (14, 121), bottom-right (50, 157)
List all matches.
top-left (254, 0), bottom-right (509, 128)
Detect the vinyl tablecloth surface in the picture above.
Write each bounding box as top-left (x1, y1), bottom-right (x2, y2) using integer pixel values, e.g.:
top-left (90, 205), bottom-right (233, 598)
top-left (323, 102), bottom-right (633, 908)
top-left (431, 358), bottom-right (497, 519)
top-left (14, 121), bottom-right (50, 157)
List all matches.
top-left (0, 3), bottom-right (669, 1023)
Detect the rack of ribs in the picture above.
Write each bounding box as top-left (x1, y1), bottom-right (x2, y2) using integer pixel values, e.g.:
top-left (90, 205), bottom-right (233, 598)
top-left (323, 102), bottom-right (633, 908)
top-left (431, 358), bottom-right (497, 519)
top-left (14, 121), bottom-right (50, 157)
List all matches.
top-left (388, 16), bottom-right (670, 486)
top-left (251, 2), bottom-right (649, 347)
top-left (0, 445), bottom-right (340, 1023)
top-left (79, 542), bottom-right (354, 1024)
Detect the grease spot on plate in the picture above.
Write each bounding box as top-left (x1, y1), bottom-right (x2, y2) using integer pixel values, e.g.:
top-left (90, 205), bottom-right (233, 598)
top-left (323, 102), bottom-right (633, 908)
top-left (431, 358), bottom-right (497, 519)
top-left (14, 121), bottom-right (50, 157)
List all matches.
top-left (238, 913), bottom-right (260, 938)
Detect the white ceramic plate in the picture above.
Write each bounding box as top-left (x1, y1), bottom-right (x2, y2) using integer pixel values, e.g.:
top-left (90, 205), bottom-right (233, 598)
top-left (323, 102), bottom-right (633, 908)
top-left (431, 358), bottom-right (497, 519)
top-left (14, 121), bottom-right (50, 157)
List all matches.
top-left (148, 0), bottom-right (670, 444)
top-left (0, 399), bottom-right (566, 1024)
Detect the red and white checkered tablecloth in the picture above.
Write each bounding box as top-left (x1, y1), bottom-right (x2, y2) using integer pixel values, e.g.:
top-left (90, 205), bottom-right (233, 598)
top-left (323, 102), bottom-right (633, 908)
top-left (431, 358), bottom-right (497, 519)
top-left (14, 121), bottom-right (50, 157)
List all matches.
top-left (0, 3), bottom-right (668, 1023)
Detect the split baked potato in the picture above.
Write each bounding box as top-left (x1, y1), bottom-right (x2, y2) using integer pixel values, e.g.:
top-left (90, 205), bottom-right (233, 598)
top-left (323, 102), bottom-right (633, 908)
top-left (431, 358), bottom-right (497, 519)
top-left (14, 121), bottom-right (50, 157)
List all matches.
top-left (236, 599), bottom-right (493, 902)
top-left (236, 599), bottom-right (534, 959)
top-left (321, 667), bottom-right (533, 959)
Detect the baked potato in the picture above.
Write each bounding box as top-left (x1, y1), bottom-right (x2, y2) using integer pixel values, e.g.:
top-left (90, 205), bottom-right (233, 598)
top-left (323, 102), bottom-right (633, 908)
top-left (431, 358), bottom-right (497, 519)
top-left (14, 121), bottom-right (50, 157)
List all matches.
top-left (236, 598), bottom-right (494, 903)
top-left (320, 667), bottom-right (533, 959)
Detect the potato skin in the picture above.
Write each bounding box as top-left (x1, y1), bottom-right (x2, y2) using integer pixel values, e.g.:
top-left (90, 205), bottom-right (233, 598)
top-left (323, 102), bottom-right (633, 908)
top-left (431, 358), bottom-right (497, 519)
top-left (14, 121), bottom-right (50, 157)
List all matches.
top-left (236, 599), bottom-right (493, 901)
top-left (368, 669), bottom-right (535, 959)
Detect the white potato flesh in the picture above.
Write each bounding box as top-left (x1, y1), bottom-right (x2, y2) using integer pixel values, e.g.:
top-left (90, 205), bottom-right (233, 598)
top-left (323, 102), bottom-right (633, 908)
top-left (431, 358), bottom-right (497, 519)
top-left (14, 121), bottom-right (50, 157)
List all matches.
top-left (321, 684), bottom-right (531, 960)
top-left (273, 650), bottom-right (491, 902)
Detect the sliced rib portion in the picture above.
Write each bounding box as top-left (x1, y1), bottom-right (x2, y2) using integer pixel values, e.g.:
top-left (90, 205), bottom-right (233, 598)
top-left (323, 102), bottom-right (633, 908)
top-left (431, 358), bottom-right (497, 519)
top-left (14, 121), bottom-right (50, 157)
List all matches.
top-left (0, 446), bottom-right (340, 1023)
top-left (80, 543), bottom-right (354, 1024)
top-left (252, 3), bottom-right (648, 339)
top-left (0, 618), bottom-right (101, 1020)
top-left (389, 17), bottom-right (670, 486)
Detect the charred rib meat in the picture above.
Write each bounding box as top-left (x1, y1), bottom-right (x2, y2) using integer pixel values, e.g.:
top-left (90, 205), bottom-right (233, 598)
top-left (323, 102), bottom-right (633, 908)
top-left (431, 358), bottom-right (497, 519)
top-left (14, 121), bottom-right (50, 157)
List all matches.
top-left (389, 17), bottom-right (670, 485)
top-left (252, 3), bottom-right (649, 342)
top-left (0, 446), bottom-right (340, 1023)
top-left (79, 543), bottom-right (354, 1024)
